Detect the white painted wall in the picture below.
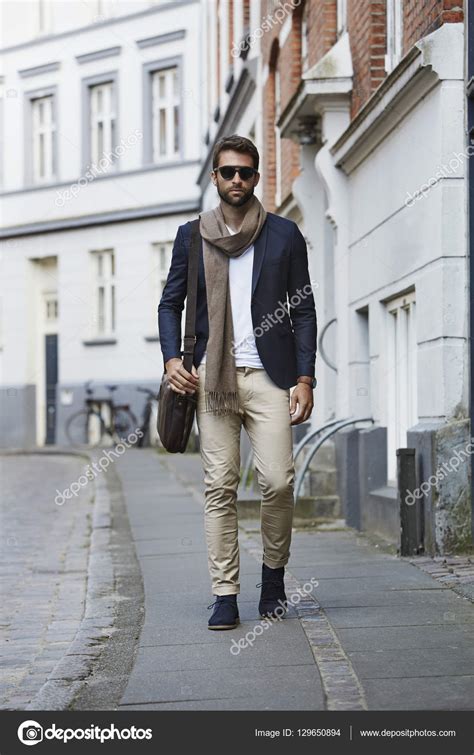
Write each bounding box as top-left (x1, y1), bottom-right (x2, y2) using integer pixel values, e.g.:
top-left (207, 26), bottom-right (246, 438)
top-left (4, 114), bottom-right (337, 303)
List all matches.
top-left (347, 78), bottom-right (467, 425)
top-left (0, 0), bottom-right (203, 445)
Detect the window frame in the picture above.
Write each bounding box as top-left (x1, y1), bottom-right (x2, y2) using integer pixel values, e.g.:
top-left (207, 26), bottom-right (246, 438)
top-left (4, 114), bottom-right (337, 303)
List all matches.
top-left (90, 248), bottom-right (116, 338)
top-left (385, 0), bottom-right (403, 73)
top-left (385, 289), bottom-right (417, 482)
top-left (337, 0), bottom-right (348, 36)
top-left (81, 71), bottom-right (119, 175)
top-left (24, 85), bottom-right (58, 187)
top-left (151, 240), bottom-right (173, 330)
top-left (142, 56), bottom-right (183, 165)
top-left (274, 66), bottom-right (282, 208)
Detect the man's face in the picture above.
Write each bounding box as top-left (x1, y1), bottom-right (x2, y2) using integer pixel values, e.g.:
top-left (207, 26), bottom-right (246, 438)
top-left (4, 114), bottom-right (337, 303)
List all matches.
top-left (211, 150), bottom-right (260, 207)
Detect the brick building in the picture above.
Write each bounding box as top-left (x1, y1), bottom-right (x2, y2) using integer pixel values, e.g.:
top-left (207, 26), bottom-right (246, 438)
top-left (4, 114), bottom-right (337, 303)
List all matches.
top-left (199, 0), bottom-right (469, 554)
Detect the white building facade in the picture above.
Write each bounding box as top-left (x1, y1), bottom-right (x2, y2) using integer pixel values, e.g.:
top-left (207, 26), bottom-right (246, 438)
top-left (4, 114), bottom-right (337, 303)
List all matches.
top-left (282, 20), bottom-right (469, 553)
top-left (0, 0), bottom-right (202, 447)
top-left (198, 0), bottom-right (470, 553)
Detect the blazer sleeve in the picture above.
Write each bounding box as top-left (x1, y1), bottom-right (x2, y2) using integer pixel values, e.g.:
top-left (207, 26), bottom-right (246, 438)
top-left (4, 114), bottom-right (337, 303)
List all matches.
top-left (157, 224), bottom-right (187, 364)
top-left (287, 222), bottom-right (317, 379)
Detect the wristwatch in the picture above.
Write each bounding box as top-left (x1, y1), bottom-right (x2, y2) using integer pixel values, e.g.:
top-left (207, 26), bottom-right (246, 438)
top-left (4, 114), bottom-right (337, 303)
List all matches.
top-left (297, 376), bottom-right (317, 388)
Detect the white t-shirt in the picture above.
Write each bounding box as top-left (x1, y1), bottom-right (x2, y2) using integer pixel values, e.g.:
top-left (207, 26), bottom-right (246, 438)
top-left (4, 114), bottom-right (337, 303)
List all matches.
top-left (200, 223), bottom-right (264, 368)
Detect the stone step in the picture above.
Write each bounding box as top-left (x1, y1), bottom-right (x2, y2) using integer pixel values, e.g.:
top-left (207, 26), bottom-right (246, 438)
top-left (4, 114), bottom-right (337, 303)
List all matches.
top-left (308, 467), bottom-right (338, 496)
top-left (237, 494), bottom-right (340, 520)
top-left (300, 441), bottom-right (336, 468)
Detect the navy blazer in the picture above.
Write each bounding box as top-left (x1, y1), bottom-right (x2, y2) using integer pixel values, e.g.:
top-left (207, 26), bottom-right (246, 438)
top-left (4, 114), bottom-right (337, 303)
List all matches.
top-left (157, 212), bottom-right (317, 389)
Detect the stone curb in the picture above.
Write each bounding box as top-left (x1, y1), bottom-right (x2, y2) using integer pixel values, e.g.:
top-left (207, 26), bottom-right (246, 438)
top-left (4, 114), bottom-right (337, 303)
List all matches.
top-left (240, 531), bottom-right (368, 712)
top-left (24, 453), bottom-right (115, 710)
top-left (13, 448), bottom-right (144, 710)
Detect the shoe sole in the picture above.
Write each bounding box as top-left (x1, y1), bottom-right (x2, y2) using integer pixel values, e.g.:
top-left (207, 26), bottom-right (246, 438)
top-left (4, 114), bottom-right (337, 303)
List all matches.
top-left (208, 618), bottom-right (240, 631)
top-left (259, 610), bottom-right (288, 620)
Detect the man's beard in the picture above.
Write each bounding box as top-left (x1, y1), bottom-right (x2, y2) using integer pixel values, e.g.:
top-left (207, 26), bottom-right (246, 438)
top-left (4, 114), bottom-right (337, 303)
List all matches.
top-left (217, 183), bottom-right (254, 207)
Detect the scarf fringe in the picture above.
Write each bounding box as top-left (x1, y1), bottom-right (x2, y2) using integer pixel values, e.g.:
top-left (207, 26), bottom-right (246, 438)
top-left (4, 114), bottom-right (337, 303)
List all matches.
top-left (204, 390), bottom-right (240, 416)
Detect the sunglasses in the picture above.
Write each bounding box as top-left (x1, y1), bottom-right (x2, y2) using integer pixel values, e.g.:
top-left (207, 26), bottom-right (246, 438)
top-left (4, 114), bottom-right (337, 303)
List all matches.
top-left (215, 165), bottom-right (258, 181)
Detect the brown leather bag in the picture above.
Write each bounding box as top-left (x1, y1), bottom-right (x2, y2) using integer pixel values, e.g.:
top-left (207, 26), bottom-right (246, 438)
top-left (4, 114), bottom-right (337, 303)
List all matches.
top-left (157, 219), bottom-right (200, 453)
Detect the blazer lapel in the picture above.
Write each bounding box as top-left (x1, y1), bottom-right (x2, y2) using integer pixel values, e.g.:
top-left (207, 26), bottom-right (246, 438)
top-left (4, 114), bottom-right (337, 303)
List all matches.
top-left (252, 220), bottom-right (268, 296)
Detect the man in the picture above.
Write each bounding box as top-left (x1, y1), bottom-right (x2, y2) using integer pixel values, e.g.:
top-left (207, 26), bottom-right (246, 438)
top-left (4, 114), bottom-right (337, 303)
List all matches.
top-left (158, 134), bottom-right (317, 630)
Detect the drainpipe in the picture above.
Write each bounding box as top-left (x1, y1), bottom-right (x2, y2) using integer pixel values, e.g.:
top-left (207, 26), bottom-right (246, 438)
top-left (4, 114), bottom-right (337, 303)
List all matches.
top-left (467, 3), bottom-right (474, 543)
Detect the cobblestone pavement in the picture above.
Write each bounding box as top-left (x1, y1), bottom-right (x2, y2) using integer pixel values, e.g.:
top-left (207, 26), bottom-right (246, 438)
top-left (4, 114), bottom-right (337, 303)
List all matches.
top-left (0, 452), bottom-right (93, 709)
top-left (408, 555), bottom-right (474, 602)
top-left (0, 449), bottom-right (143, 711)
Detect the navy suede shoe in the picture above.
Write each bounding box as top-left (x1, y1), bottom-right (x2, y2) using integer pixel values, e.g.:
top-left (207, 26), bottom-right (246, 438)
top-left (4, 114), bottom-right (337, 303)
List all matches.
top-left (207, 595), bottom-right (239, 630)
top-left (257, 563), bottom-right (288, 619)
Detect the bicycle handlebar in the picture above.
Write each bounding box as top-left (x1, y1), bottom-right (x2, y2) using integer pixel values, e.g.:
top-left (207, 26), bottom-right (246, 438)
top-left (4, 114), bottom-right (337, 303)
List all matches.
top-left (136, 386), bottom-right (158, 398)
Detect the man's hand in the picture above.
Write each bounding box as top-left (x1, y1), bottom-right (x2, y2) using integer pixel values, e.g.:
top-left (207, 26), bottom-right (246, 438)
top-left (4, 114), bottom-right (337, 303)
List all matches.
top-left (289, 382), bottom-right (314, 425)
top-left (165, 357), bottom-right (199, 395)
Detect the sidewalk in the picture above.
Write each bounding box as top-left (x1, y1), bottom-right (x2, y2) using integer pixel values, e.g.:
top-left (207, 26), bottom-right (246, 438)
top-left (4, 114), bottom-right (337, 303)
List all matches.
top-left (116, 449), bottom-right (474, 711)
top-left (2, 448), bottom-right (473, 712)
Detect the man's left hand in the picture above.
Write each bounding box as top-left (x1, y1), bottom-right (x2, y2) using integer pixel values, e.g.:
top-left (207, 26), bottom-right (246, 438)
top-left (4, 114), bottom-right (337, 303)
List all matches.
top-left (289, 383), bottom-right (314, 425)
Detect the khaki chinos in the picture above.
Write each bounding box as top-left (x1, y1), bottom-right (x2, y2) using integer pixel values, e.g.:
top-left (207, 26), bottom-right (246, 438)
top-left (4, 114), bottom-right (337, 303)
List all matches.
top-left (196, 362), bottom-right (295, 596)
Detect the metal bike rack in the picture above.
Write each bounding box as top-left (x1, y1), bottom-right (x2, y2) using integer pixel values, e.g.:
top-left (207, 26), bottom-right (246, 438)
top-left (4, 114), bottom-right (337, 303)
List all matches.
top-left (241, 416), bottom-right (358, 492)
top-left (293, 417), bottom-right (351, 464)
top-left (294, 417), bottom-right (374, 502)
top-left (241, 445), bottom-right (255, 490)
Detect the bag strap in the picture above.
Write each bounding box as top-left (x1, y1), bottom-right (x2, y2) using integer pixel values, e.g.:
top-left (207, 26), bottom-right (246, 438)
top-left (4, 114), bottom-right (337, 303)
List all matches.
top-left (182, 219), bottom-right (200, 373)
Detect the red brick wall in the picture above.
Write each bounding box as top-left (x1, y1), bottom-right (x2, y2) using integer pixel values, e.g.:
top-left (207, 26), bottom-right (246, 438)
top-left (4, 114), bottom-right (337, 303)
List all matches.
top-left (348, 1), bottom-right (386, 118)
top-left (304, 0), bottom-right (337, 68)
top-left (263, 57), bottom-right (277, 209)
top-left (243, 0), bottom-right (250, 29)
top-left (261, 1), bottom-right (310, 211)
top-left (347, 0), bottom-right (464, 117)
top-left (404, 0), bottom-right (463, 52)
top-left (258, 0), bottom-right (464, 207)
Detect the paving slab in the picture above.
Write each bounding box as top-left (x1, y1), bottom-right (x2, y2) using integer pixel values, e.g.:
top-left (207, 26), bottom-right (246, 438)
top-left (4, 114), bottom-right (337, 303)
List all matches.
top-left (116, 450), bottom-right (325, 711)
top-left (115, 450), bottom-right (474, 711)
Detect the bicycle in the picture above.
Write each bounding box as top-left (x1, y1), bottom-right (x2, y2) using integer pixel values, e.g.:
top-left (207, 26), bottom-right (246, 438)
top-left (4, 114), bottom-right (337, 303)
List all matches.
top-left (134, 385), bottom-right (159, 447)
top-left (66, 380), bottom-right (138, 446)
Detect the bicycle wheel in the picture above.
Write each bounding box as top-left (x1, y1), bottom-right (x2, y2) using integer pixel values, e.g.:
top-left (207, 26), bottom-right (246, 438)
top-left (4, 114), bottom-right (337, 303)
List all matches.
top-left (66, 410), bottom-right (105, 446)
top-left (137, 404), bottom-right (151, 448)
top-left (111, 407), bottom-right (138, 443)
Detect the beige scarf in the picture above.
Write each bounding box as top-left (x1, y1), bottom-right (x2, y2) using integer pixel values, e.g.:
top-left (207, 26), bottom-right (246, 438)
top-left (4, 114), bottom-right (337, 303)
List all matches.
top-left (199, 194), bottom-right (267, 415)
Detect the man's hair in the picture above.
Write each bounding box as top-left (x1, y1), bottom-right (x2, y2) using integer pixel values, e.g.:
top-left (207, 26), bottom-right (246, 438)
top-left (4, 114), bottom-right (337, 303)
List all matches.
top-left (212, 134), bottom-right (260, 171)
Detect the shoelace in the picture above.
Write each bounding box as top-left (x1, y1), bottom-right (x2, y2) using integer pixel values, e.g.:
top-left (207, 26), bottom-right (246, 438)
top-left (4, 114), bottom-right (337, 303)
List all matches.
top-left (255, 580), bottom-right (283, 589)
top-left (207, 597), bottom-right (236, 610)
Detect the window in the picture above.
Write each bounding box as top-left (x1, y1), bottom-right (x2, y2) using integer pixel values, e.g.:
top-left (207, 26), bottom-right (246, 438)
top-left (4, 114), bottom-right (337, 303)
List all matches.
top-left (31, 95), bottom-right (56, 184)
top-left (385, 0), bottom-right (403, 73)
top-left (45, 294), bottom-right (58, 321)
top-left (337, 0), bottom-right (347, 35)
top-left (301, 3), bottom-right (310, 72)
top-left (152, 241), bottom-right (172, 322)
top-left (151, 67), bottom-right (180, 161)
top-left (89, 81), bottom-right (117, 172)
top-left (152, 241), bottom-right (172, 332)
top-left (385, 291), bottom-right (417, 481)
top-left (38, 0), bottom-right (52, 34)
top-left (91, 250), bottom-right (115, 336)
